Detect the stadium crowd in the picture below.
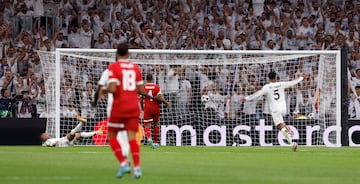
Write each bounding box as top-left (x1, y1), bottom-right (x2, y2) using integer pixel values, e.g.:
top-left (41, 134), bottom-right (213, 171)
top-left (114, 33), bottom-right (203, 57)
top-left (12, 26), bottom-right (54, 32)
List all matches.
top-left (0, 0), bottom-right (359, 120)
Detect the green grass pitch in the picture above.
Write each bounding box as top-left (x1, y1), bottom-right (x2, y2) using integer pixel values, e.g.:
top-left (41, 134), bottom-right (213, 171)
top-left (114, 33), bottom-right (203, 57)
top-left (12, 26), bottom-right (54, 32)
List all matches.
top-left (0, 146), bottom-right (359, 184)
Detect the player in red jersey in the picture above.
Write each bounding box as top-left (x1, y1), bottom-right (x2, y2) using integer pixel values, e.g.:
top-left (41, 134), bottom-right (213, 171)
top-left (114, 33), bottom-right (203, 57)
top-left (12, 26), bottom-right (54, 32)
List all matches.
top-left (107, 43), bottom-right (156, 179)
top-left (141, 74), bottom-right (171, 149)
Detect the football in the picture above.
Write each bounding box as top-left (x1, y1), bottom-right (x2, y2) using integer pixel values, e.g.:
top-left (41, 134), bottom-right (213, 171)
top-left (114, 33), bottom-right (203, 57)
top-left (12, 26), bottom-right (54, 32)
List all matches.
top-left (201, 95), bottom-right (210, 103)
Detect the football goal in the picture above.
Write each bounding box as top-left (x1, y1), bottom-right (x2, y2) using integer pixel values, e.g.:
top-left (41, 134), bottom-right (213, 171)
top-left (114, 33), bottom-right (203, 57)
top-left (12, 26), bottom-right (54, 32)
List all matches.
top-left (37, 49), bottom-right (342, 147)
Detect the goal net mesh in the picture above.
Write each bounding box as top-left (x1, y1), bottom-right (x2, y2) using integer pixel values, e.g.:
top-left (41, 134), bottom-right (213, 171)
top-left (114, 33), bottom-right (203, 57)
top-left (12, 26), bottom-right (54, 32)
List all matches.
top-left (37, 49), bottom-right (340, 147)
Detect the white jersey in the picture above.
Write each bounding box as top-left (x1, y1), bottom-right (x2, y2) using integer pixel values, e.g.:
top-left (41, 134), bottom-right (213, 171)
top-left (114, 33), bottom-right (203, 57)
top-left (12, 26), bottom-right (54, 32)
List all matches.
top-left (246, 77), bottom-right (303, 115)
top-left (42, 137), bottom-right (73, 147)
top-left (98, 69), bottom-right (113, 117)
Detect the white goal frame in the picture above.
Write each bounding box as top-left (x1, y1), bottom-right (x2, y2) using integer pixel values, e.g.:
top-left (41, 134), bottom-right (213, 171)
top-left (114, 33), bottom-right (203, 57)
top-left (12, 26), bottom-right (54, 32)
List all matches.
top-left (49, 49), bottom-right (342, 147)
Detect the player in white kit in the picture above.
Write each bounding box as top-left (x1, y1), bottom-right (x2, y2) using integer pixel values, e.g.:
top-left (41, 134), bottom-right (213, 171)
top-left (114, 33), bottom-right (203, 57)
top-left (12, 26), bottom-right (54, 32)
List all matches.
top-left (241, 71), bottom-right (306, 152)
top-left (41, 115), bottom-right (104, 147)
top-left (92, 69), bottom-right (129, 156)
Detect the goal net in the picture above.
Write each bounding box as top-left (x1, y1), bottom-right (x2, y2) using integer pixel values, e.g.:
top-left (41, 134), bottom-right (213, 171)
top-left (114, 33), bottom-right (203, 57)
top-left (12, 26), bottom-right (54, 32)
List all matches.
top-left (37, 49), bottom-right (342, 147)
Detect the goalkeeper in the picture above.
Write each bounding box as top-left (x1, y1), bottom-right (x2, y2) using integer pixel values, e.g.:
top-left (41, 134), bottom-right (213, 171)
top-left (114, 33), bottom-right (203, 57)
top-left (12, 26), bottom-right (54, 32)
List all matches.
top-left (241, 71), bottom-right (307, 152)
top-left (40, 115), bottom-right (104, 147)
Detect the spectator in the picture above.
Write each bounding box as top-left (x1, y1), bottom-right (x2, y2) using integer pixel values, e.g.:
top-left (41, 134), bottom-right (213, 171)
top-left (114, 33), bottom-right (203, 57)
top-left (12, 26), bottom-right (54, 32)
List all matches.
top-left (2, 1), bottom-right (15, 25)
top-left (295, 107), bottom-right (308, 120)
top-left (14, 47), bottom-right (31, 76)
top-left (38, 27), bottom-right (55, 51)
top-left (31, 0), bottom-right (44, 17)
top-left (29, 52), bottom-right (42, 82)
top-left (0, 57), bottom-right (10, 77)
top-left (0, 88), bottom-right (13, 118)
top-left (164, 65), bottom-right (180, 113)
top-left (80, 81), bottom-right (95, 118)
top-left (67, 23), bottom-right (80, 48)
top-left (283, 29), bottom-right (298, 50)
top-left (75, 0), bottom-right (95, 12)
top-left (16, 4), bottom-right (34, 33)
top-left (177, 70), bottom-right (192, 114)
top-left (242, 85), bottom-right (258, 120)
top-left (78, 20), bottom-right (93, 48)
top-left (17, 90), bottom-right (36, 118)
top-left (62, 99), bottom-right (78, 118)
top-left (0, 70), bottom-right (14, 92)
top-left (228, 85), bottom-right (243, 119)
top-left (286, 82), bottom-right (299, 117)
top-left (92, 10), bottom-right (111, 41)
top-left (232, 34), bottom-right (246, 50)
top-left (13, 73), bottom-right (26, 95)
top-left (111, 28), bottom-right (126, 48)
top-left (3, 47), bottom-right (17, 74)
top-left (0, 0), bottom-right (358, 123)
top-left (60, 78), bottom-right (75, 106)
top-left (111, 10), bottom-right (124, 30)
top-left (349, 84), bottom-right (360, 119)
top-left (56, 8), bottom-right (70, 37)
top-left (53, 31), bottom-right (68, 48)
top-left (203, 82), bottom-right (228, 119)
top-left (351, 68), bottom-right (360, 88)
top-left (296, 17), bottom-right (314, 50)
top-left (33, 81), bottom-right (45, 118)
top-left (295, 91), bottom-right (313, 118)
top-left (93, 32), bottom-right (111, 49)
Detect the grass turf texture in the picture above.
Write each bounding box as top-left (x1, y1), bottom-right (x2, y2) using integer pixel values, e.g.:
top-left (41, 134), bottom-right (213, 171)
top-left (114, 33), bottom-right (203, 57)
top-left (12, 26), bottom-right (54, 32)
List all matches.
top-left (0, 146), bottom-right (359, 184)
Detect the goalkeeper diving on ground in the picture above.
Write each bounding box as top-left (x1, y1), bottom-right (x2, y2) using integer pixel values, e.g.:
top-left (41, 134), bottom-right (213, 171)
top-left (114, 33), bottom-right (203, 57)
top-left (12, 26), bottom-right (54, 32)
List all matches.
top-left (40, 115), bottom-right (104, 147)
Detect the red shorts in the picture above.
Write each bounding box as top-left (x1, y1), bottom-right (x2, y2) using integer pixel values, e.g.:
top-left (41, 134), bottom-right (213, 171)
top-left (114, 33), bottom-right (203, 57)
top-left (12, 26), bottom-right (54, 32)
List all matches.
top-left (143, 107), bottom-right (160, 124)
top-left (108, 117), bottom-right (139, 133)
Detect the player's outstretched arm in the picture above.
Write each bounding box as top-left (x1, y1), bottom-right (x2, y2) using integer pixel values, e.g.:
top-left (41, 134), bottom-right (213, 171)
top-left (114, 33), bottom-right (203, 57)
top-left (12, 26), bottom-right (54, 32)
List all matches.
top-left (137, 85), bottom-right (162, 103)
top-left (93, 68), bottom-right (111, 107)
top-left (244, 87), bottom-right (267, 102)
top-left (155, 94), bottom-right (171, 108)
top-left (91, 85), bottom-right (108, 107)
top-left (282, 74), bottom-right (306, 88)
top-left (91, 86), bottom-right (101, 107)
top-left (108, 82), bottom-right (117, 94)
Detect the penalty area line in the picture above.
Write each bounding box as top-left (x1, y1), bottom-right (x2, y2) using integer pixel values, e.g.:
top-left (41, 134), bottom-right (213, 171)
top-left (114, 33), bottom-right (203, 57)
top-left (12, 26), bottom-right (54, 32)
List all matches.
top-left (4, 176), bottom-right (81, 181)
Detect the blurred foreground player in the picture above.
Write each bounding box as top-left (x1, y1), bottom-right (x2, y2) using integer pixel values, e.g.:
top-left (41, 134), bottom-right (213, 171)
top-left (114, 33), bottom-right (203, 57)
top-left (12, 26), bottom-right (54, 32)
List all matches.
top-left (107, 43), bottom-right (159, 179)
top-left (92, 65), bottom-right (130, 157)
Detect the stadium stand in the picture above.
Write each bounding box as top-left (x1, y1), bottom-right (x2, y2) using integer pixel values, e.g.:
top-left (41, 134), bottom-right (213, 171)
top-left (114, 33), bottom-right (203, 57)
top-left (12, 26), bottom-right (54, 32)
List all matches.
top-left (0, 0), bottom-right (359, 120)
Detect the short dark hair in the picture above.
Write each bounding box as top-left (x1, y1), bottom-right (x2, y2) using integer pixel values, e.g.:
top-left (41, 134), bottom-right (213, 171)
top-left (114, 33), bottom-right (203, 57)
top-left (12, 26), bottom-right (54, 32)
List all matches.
top-left (146, 74), bottom-right (153, 81)
top-left (268, 71), bottom-right (277, 80)
top-left (1, 88), bottom-right (7, 96)
top-left (117, 43), bottom-right (129, 56)
top-left (21, 90), bottom-right (29, 94)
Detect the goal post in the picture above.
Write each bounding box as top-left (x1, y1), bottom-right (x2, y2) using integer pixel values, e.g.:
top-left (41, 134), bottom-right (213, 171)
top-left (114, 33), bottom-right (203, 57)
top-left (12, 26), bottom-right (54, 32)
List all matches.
top-left (38, 49), bottom-right (342, 147)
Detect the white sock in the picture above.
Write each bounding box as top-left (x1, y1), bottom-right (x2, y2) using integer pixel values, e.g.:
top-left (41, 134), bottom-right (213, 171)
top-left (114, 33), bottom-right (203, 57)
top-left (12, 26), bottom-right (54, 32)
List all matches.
top-left (80, 131), bottom-right (96, 138)
top-left (280, 127), bottom-right (293, 145)
top-left (70, 122), bottom-right (84, 135)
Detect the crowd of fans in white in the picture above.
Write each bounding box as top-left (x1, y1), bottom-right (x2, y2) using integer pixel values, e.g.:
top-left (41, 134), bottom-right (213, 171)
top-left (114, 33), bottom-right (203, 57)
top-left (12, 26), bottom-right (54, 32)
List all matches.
top-left (0, 0), bottom-right (359, 120)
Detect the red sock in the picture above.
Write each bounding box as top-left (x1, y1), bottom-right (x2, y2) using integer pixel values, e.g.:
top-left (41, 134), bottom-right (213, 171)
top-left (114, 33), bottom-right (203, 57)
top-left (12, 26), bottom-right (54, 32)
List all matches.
top-left (153, 125), bottom-right (159, 144)
top-left (109, 137), bottom-right (126, 163)
top-left (129, 139), bottom-right (140, 167)
top-left (144, 127), bottom-right (151, 140)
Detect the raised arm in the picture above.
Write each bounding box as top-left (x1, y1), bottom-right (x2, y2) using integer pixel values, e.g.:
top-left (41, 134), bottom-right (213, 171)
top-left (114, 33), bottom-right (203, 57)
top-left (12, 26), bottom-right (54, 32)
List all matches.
top-left (244, 87), bottom-right (267, 102)
top-left (281, 75), bottom-right (305, 89)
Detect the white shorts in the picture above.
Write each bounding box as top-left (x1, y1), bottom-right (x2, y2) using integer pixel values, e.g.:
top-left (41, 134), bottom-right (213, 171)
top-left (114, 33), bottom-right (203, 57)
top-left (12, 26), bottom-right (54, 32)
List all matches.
top-left (271, 111), bottom-right (284, 126)
top-left (57, 137), bottom-right (71, 147)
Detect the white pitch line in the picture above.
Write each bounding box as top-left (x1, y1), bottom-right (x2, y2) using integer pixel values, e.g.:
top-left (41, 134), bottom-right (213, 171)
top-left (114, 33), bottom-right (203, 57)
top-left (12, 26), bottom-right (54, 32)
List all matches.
top-left (4, 176), bottom-right (80, 180)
